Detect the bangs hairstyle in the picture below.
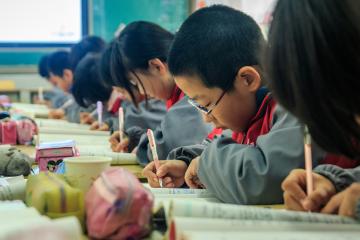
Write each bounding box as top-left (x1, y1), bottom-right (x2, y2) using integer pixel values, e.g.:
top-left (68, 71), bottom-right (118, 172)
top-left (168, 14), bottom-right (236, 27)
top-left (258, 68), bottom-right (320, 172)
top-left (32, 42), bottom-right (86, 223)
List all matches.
top-left (47, 51), bottom-right (71, 77)
top-left (109, 21), bottom-right (174, 104)
top-left (72, 53), bottom-right (112, 107)
top-left (265, 0), bottom-right (360, 158)
top-left (168, 5), bottom-right (265, 91)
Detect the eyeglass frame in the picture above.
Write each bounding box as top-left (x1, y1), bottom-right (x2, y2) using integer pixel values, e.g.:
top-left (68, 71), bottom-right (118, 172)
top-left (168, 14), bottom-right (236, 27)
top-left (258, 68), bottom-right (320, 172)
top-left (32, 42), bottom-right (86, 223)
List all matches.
top-left (188, 87), bottom-right (229, 115)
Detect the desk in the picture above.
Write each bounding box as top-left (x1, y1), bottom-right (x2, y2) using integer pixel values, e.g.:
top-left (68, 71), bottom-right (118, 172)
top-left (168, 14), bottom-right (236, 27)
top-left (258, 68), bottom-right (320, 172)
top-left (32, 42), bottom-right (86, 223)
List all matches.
top-left (16, 145), bottom-right (145, 180)
top-left (0, 88), bottom-right (52, 103)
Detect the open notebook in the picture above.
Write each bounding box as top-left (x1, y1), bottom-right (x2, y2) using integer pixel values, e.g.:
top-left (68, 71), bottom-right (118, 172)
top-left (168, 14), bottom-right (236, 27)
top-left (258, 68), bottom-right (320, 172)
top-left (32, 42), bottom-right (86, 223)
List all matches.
top-left (11, 103), bottom-right (50, 118)
top-left (0, 176), bottom-right (26, 201)
top-left (39, 126), bottom-right (110, 136)
top-left (165, 200), bottom-right (360, 240)
top-left (35, 119), bottom-right (90, 130)
top-left (77, 145), bottom-right (138, 165)
top-left (0, 201), bottom-right (82, 239)
top-left (38, 133), bottom-right (110, 146)
top-left (143, 184), bottom-right (220, 215)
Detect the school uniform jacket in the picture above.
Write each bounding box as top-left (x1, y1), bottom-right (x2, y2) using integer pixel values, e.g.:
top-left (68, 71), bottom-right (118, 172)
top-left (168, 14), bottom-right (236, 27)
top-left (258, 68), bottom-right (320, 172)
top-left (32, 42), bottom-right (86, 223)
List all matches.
top-left (197, 93), bottom-right (331, 204)
top-left (105, 99), bottom-right (166, 133)
top-left (135, 86), bottom-right (213, 166)
top-left (314, 164), bottom-right (360, 219)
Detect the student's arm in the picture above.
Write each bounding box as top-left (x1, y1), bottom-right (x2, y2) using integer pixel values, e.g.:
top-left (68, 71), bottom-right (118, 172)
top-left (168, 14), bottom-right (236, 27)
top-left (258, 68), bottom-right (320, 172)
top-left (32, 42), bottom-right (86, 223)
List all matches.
top-left (50, 88), bottom-right (69, 109)
top-left (103, 117), bottom-right (114, 131)
top-left (167, 129), bottom-right (233, 165)
top-left (124, 99), bottom-right (167, 131)
top-left (167, 144), bottom-right (207, 166)
top-left (314, 165), bottom-right (360, 193)
top-left (282, 166), bottom-right (360, 213)
top-left (197, 106), bottom-right (326, 205)
top-left (136, 97), bottom-right (212, 166)
top-left (64, 102), bottom-right (82, 123)
top-left (116, 99), bottom-right (167, 151)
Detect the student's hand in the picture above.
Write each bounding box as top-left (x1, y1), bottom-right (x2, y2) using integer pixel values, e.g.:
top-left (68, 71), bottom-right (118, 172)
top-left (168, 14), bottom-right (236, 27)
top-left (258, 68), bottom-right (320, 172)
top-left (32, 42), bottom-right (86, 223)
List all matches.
top-left (80, 112), bottom-right (95, 124)
top-left (48, 109), bottom-right (65, 119)
top-left (184, 157), bottom-right (205, 189)
top-left (142, 160), bottom-right (188, 188)
top-left (131, 147), bottom-right (138, 154)
top-left (321, 183), bottom-right (360, 218)
top-left (90, 121), bottom-right (109, 131)
top-left (282, 169), bottom-right (336, 212)
top-left (109, 131), bottom-right (129, 152)
top-left (109, 131), bottom-right (120, 150)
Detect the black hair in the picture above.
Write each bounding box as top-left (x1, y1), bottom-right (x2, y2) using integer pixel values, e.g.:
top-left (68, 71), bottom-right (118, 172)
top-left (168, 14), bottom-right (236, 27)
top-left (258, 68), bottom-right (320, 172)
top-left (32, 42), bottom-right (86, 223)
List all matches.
top-left (265, 0), bottom-right (360, 158)
top-left (47, 51), bottom-right (71, 77)
top-left (70, 36), bottom-right (106, 70)
top-left (99, 41), bottom-right (117, 87)
top-left (38, 54), bottom-right (49, 79)
top-left (72, 53), bottom-right (112, 107)
top-left (168, 5), bottom-right (265, 91)
top-left (109, 21), bottom-right (174, 103)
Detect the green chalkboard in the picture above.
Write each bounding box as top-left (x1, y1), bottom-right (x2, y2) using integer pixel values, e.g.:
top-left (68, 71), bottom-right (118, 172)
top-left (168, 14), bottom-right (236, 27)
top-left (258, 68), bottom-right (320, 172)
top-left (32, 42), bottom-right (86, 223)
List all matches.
top-left (0, 0), bottom-right (189, 67)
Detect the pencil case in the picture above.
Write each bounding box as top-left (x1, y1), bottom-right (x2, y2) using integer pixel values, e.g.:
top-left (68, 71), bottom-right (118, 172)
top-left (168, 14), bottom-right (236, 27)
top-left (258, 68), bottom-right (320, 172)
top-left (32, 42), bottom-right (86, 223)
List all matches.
top-left (0, 120), bottom-right (17, 145)
top-left (16, 119), bottom-right (36, 145)
top-left (86, 167), bottom-right (153, 239)
top-left (26, 172), bottom-right (85, 227)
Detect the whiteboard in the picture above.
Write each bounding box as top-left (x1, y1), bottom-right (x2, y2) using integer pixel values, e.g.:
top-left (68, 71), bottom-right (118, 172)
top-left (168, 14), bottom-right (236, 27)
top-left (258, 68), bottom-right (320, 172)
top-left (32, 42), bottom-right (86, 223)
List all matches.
top-left (0, 0), bottom-right (88, 47)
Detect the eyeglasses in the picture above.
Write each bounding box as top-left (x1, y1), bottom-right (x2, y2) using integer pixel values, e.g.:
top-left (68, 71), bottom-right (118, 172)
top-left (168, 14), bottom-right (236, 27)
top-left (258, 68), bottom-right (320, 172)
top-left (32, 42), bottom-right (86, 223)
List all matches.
top-left (188, 90), bottom-right (227, 115)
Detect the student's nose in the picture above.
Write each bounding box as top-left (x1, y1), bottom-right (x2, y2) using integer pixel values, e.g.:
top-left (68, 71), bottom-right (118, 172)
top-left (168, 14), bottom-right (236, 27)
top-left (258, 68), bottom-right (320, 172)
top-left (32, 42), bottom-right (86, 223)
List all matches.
top-left (202, 113), bottom-right (214, 123)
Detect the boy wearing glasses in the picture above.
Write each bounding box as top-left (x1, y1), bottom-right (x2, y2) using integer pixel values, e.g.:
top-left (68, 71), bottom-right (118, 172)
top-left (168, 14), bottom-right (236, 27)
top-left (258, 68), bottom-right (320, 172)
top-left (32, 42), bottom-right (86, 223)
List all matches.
top-left (142, 5), bottom-right (326, 204)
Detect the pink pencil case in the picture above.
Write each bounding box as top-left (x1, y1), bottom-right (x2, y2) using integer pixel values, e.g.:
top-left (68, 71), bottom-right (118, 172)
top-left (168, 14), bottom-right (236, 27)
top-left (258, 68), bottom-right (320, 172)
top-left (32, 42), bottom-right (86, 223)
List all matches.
top-left (86, 167), bottom-right (154, 239)
top-left (0, 120), bottom-right (17, 145)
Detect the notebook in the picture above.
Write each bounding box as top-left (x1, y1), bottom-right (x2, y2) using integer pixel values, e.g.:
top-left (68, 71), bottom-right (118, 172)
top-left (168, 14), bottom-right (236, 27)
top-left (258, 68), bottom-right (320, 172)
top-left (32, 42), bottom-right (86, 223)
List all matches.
top-left (10, 103), bottom-right (50, 118)
top-left (77, 145), bottom-right (138, 165)
top-left (143, 184), bottom-right (220, 214)
top-left (38, 133), bottom-right (109, 146)
top-left (39, 127), bottom-right (109, 136)
top-left (35, 119), bottom-right (90, 130)
top-left (176, 231), bottom-right (360, 240)
top-left (0, 201), bottom-right (82, 239)
top-left (165, 200), bottom-right (360, 240)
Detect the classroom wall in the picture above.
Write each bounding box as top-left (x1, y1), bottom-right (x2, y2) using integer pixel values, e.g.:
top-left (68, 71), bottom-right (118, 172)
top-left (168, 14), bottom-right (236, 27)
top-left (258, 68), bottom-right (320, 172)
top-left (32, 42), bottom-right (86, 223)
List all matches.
top-left (0, 0), bottom-right (190, 68)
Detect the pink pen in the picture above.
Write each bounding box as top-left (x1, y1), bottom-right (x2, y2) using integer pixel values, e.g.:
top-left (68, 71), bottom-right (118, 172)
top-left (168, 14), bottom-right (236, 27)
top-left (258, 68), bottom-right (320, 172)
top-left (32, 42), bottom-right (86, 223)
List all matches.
top-left (147, 129), bottom-right (163, 188)
top-left (118, 107), bottom-right (125, 142)
top-left (97, 101), bottom-right (103, 127)
top-left (304, 126), bottom-right (313, 195)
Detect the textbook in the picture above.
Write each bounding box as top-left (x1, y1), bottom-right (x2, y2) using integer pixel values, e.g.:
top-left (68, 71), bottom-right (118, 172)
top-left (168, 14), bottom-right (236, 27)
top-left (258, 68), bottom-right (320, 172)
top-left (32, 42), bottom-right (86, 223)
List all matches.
top-left (39, 133), bottom-right (109, 146)
top-left (0, 175), bottom-right (26, 201)
top-left (39, 127), bottom-right (110, 136)
top-left (175, 231), bottom-right (360, 240)
top-left (143, 184), bottom-right (220, 213)
top-left (0, 201), bottom-right (82, 239)
top-left (144, 185), bottom-right (216, 198)
top-left (35, 119), bottom-right (90, 130)
top-left (77, 145), bottom-right (138, 165)
top-left (10, 103), bottom-right (49, 118)
top-left (163, 200), bottom-right (360, 240)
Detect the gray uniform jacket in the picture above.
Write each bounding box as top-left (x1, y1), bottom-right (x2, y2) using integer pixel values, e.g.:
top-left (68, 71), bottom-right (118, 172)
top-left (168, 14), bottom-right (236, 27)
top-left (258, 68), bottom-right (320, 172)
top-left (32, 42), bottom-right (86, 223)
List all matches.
top-left (197, 106), bottom-right (326, 205)
top-left (136, 96), bottom-right (213, 166)
top-left (314, 164), bottom-right (360, 219)
top-left (104, 99), bottom-right (166, 133)
top-left (49, 88), bottom-right (69, 109)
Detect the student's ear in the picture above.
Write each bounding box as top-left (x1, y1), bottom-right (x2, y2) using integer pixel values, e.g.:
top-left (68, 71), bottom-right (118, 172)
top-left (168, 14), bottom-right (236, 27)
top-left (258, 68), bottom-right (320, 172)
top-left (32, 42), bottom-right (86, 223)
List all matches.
top-left (148, 58), bottom-right (167, 76)
top-left (63, 69), bottom-right (73, 84)
top-left (235, 66), bottom-right (261, 93)
top-left (355, 115), bottom-right (360, 126)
